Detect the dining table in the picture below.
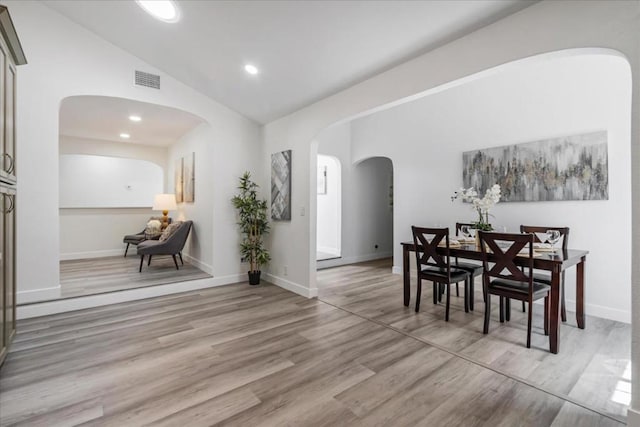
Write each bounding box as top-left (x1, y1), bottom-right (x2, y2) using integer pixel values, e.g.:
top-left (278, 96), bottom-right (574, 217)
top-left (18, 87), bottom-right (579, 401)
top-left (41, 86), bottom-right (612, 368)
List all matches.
top-left (401, 240), bottom-right (588, 354)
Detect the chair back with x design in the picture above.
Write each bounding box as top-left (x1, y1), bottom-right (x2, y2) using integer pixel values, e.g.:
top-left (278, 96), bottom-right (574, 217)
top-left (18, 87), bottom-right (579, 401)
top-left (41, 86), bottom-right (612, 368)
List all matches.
top-left (411, 226), bottom-right (451, 277)
top-left (478, 231), bottom-right (535, 293)
top-left (520, 225), bottom-right (569, 250)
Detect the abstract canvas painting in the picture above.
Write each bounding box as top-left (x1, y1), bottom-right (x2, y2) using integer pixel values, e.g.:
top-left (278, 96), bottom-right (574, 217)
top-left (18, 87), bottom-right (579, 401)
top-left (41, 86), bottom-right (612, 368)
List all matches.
top-left (463, 131), bottom-right (608, 202)
top-left (174, 157), bottom-right (184, 203)
top-left (184, 152), bottom-right (195, 202)
top-left (271, 150), bottom-right (291, 220)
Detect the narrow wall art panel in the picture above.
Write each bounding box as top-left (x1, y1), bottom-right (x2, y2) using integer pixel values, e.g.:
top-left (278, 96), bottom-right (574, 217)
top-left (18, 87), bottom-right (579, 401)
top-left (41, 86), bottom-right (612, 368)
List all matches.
top-left (175, 157), bottom-right (184, 203)
top-left (463, 131), bottom-right (608, 202)
top-left (271, 150), bottom-right (292, 220)
top-left (184, 152), bottom-right (195, 202)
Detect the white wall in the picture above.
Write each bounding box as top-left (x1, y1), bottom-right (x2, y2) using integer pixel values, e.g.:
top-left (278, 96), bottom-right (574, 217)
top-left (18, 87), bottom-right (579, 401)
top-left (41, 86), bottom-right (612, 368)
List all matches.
top-left (316, 154), bottom-right (341, 257)
top-left (167, 123), bottom-right (214, 274)
top-left (60, 135), bottom-right (168, 178)
top-left (8, 1), bottom-right (260, 303)
top-left (58, 135), bottom-right (169, 260)
top-left (350, 54), bottom-right (631, 322)
top-left (316, 124), bottom-right (394, 268)
top-left (59, 154), bottom-right (163, 208)
top-left (60, 208), bottom-right (156, 260)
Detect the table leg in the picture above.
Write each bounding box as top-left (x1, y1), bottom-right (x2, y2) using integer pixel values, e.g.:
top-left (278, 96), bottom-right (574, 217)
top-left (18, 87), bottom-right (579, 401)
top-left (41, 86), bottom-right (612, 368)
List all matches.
top-left (576, 257), bottom-right (585, 329)
top-left (549, 269), bottom-right (561, 354)
top-left (403, 245), bottom-right (410, 307)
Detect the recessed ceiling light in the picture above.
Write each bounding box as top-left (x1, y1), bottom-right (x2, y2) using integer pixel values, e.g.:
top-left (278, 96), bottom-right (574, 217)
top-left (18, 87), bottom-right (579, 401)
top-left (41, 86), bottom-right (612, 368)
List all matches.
top-left (129, 115), bottom-right (142, 122)
top-left (120, 133), bottom-right (131, 139)
top-left (136, 0), bottom-right (180, 23)
top-left (244, 64), bottom-right (259, 75)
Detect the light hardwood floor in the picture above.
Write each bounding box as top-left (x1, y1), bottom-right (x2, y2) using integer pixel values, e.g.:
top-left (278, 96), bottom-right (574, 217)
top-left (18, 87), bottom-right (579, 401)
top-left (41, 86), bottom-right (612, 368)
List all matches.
top-left (59, 255), bottom-right (212, 299)
top-left (0, 259), bottom-right (626, 426)
top-left (318, 258), bottom-right (630, 424)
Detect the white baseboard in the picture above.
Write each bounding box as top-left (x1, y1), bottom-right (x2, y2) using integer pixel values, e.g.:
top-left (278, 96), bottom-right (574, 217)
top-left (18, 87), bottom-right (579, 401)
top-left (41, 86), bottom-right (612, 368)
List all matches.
top-left (628, 407), bottom-right (640, 427)
top-left (264, 273), bottom-right (317, 298)
top-left (317, 251), bottom-right (392, 270)
top-left (182, 253), bottom-right (214, 276)
top-left (17, 275), bottom-right (247, 319)
top-left (564, 298), bottom-right (631, 324)
top-left (60, 249), bottom-right (124, 260)
top-left (17, 286), bottom-right (61, 304)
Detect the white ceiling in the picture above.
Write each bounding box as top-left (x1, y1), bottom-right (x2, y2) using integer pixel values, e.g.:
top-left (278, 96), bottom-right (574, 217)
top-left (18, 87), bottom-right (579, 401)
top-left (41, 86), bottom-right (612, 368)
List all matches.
top-left (59, 96), bottom-right (204, 146)
top-left (44, 1), bottom-right (534, 124)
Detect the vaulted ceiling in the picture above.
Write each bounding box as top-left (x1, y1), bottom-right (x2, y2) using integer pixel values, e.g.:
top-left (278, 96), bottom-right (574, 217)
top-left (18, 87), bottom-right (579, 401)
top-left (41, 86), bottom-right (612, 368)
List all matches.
top-left (44, 1), bottom-right (534, 124)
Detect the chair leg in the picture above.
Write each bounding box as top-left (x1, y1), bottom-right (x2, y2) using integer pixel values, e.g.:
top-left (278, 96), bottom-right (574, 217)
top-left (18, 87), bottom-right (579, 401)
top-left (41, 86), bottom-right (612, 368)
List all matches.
top-left (445, 283), bottom-right (451, 322)
top-left (179, 252), bottom-right (184, 265)
top-left (561, 272), bottom-right (567, 322)
top-left (464, 279), bottom-right (469, 313)
top-left (456, 282), bottom-right (459, 297)
top-left (124, 243), bottom-right (129, 257)
top-left (544, 295), bottom-right (549, 336)
top-left (416, 279), bottom-right (422, 312)
top-left (432, 282), bottom-right (437, 305)
top-left (172, 254), bottom-right (180, 270)
top-left (469, 277), bottom-right (475, 311)
top-left (438, 283), bottom-right (443, 303)
top-left (522, 301), bottom-right (526, 313)
top-left (499, 297), bottom-right (505, 323)
top-left (505, 298), bottom-right (511, 322)
top-left (483, 294), bottom-right (491, 334)
top-left (147, 255), bottom-right (152, 266)
top-left (139, 255), bottom-right (144, 272)
top-left (527, 297), bottom-right (533, 348)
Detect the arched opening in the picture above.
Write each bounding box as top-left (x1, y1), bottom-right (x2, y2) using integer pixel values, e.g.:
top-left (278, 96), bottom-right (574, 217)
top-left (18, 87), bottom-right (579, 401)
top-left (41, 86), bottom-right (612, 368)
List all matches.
top-left (310, 50), bottom-right (632, 421)
top-left (313, 111), bottom-right (395, 281)
top-left (56, 95), bottom-right (211, 299)
top-left (316, 154), bottom-right (342, 261)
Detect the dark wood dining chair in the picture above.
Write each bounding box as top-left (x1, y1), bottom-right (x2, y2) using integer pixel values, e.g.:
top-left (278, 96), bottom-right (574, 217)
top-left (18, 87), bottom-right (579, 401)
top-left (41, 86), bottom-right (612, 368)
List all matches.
top-left (411, 226), bottom-right (470, 321)
top-left (454, 222), bottom-right (485, 311)
top-left (520, 225), bottom-right (570, 321)
top-left (478, 231), bottom-right (550, 348)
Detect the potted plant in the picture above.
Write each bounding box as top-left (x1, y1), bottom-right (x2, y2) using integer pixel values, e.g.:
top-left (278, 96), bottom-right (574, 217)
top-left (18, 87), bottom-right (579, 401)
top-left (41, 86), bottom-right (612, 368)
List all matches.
top-left (451, 184), bottom-right (502, 231)
top-left (232, 171), bottom-right (271, 285)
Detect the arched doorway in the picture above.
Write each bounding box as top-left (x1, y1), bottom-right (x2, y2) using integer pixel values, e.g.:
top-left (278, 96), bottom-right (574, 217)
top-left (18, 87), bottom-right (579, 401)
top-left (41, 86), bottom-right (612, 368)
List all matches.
top-left (56, 95), bottom-right (210, 300)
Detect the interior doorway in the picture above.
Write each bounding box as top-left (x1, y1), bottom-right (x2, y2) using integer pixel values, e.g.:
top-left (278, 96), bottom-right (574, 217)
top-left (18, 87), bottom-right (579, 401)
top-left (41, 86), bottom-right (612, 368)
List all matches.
top-left (314, 121), bottom-right (394, 272)
top-left (55, 95), bottom-right (210, 300)
top-left (316, 154), bottom-right (342, 261)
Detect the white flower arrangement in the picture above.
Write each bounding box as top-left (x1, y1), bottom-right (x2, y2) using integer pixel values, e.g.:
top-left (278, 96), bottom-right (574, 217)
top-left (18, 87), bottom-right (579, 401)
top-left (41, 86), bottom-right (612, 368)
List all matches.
top-left (451, 184), bottom-right (501, 231)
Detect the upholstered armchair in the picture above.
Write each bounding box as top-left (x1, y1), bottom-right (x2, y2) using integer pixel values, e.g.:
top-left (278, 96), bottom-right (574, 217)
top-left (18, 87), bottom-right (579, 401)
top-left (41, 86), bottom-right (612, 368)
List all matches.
top-left (123, 216), bottom-right (171, 257)
top-left (137, 221), bottom-right (193, 272)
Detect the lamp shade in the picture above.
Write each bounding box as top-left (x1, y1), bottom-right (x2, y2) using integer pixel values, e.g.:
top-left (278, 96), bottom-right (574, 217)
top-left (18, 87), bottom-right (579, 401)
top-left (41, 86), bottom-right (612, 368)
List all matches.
top-left (152, 193), bottom-right (177, 211)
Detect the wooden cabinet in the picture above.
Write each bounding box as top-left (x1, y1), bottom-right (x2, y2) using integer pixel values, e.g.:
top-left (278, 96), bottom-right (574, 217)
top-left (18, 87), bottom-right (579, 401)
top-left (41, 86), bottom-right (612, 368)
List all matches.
top-left (0, 5), bottom-right (26, 368)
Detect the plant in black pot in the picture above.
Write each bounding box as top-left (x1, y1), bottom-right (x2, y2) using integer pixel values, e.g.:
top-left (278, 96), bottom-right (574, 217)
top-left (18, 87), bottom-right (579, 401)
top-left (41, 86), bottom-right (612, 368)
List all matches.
top-left (232, 171), bottom-right (271, 285)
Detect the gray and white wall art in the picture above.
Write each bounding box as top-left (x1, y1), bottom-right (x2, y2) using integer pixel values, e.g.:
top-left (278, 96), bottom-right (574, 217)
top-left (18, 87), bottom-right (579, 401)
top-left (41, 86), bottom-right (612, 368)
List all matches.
top-left (271, 150), bottom-right (292, 220)
top-left (184, 152), bottom-right (195, 203)
top-left (463, 131), bottom-right (608, 202)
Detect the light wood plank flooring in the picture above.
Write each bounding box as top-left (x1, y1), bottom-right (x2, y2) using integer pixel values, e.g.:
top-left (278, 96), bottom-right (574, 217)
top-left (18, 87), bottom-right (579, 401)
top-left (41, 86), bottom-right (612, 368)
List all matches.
top-left (317, 258), bottom-right (630, 424)
top-left (0, 264), bottom-right (624, 426)
top-left (59, 255), bottom-right (212, 299)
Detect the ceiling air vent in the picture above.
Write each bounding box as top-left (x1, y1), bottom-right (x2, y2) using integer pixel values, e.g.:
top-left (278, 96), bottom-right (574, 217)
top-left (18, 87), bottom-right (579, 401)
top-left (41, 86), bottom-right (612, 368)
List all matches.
top-left (134, 70), bottom-right (160, 89)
